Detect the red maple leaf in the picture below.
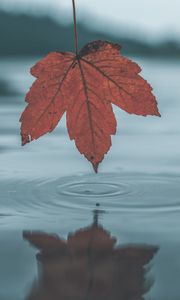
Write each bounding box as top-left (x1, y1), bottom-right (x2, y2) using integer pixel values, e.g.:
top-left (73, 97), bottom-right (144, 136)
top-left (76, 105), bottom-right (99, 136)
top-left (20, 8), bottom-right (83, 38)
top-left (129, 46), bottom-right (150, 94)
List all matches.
top-left (20, 40), bottom-right (160, 172)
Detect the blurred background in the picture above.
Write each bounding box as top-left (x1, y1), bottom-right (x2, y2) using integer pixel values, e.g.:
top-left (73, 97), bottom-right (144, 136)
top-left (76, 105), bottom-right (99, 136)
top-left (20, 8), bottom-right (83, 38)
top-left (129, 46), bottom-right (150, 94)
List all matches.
top-left (0, 0), bottom-right (180, 57)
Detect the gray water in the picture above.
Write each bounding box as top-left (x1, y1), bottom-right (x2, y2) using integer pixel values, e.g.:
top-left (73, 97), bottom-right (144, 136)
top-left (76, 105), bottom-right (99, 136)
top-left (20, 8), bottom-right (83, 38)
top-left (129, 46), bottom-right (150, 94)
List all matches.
top-left (0, 57), bottom-right (180, 300)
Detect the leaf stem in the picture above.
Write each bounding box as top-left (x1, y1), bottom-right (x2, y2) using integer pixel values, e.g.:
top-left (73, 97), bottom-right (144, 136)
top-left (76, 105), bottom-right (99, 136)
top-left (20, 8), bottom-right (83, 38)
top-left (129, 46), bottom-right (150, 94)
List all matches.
top-left (72, 0), bottom-right (79, 56)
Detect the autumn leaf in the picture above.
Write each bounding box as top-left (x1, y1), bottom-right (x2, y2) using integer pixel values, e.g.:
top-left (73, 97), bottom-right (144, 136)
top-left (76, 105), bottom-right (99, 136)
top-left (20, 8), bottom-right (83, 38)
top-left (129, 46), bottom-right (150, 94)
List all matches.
top-left (20, 40), bottom-right (160, 172)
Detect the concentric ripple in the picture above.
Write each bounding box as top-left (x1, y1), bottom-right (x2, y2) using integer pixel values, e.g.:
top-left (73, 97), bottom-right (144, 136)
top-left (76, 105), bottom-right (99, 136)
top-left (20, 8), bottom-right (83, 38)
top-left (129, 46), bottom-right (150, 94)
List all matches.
top-left (57, 181), bottom-right (130, 198)
top-left (0, 173), bottom-right (180, 217)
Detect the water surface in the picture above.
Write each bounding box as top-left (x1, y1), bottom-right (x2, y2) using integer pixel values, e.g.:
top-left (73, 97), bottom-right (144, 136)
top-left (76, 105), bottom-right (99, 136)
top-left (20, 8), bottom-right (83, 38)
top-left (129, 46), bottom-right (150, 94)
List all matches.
top-left (0, 57), bottom-right (180, 300)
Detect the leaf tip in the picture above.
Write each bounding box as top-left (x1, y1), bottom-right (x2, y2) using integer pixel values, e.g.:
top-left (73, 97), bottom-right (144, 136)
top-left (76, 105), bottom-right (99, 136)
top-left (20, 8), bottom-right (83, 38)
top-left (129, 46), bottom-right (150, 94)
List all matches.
top-left (153, 107), bottom-right (161, 117)
top-left (21, 133), bottom-right (31, 146)
top-left (93, 163), bottom-right (99, 173)
top-left (157, 111), bottom-right (161, 117)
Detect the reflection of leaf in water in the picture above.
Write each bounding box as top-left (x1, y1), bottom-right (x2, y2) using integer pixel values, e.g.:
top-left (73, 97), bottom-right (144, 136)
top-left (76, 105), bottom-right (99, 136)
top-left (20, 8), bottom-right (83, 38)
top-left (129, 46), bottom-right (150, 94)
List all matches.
top-left (23, 222), bottom-right (158, 300)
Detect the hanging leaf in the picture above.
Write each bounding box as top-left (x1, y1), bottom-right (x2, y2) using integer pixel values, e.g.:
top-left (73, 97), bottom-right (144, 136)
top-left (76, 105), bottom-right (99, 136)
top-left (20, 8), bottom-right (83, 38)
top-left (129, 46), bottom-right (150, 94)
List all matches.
top-left (20, 41), bottom-right (160, 172)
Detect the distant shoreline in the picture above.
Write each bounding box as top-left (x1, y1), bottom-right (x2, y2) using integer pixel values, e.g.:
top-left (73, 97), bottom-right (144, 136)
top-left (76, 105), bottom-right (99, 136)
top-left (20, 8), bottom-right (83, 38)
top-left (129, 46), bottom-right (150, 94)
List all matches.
top-left (0, 10), bottom-right (180, 58)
